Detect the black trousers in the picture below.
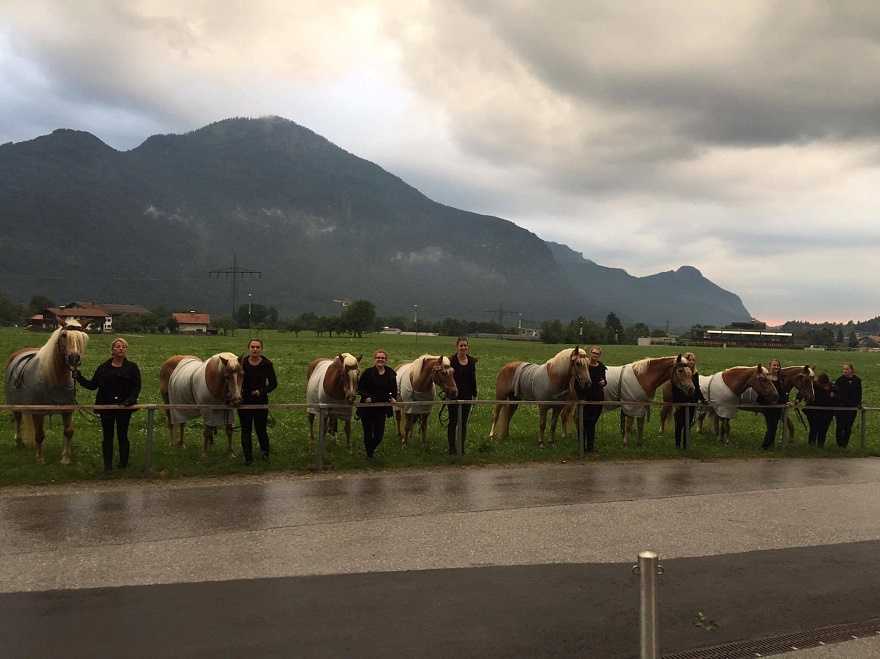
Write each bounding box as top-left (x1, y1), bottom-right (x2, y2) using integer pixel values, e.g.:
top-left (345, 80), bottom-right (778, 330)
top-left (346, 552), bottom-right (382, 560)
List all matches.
top-left (835, 410), bottom-right (857, 448)
top-left (100, 413), bottom-right (132, 469)
top-left (360, 408), bottom-right (388, 458)
top-left (579, 402), bottom-right (602, 452)
top-left (806, 410), bottom-right (833, 447)
top-left (761, 408), bottom-right (782, 448)
top-left (673, 406), bottom-right (690, 448)
top-left (238, 408), bottom-right (270, 462)
top-left (447, 403), bottom-right (472, 454)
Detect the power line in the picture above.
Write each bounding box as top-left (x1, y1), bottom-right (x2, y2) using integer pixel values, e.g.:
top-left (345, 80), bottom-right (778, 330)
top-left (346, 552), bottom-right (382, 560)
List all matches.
top-left (208, 255), bottom-right (261, 336)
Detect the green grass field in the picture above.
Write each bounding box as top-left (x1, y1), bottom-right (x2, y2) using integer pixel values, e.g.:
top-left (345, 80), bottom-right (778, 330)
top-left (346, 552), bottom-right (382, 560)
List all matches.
top-left (1, 327), bottom-right (877, 485)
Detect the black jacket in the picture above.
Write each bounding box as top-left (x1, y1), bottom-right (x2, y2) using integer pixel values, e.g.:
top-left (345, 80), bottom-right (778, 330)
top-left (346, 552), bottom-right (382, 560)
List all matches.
top-left (240, 356), bottom-right (278, 405)
top-left (835, 375), bottom-right (862, 408)
top-left (76, 358), bottom-right (141, 409)
top-left (449, 354), bottom-right (478, 400)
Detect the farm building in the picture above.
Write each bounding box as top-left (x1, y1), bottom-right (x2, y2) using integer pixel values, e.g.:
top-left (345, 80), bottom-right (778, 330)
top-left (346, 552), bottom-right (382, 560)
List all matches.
top-left (173, 312), bottom-right (211, 334)
top-left (31, 301), bottom-right (151, 333)
top-left (690, 321), bottom-right (793, 348)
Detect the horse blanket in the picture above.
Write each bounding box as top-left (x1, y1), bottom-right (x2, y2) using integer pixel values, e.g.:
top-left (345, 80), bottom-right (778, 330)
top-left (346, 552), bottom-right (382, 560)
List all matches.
top-left (604, 365), bottom-right (649, 418)
top-left (700, 373), bottom-right (738, 419)
top-left (306, 359), bottom-right (355, 422)
top-left (4, 352), bottom-right (74, 412)
top-left (394, 362), bottom-right (435, 415)
top-left (513, 362), bottom-right (564, 403)
top-left (167, 358), bottom-right (230, 427)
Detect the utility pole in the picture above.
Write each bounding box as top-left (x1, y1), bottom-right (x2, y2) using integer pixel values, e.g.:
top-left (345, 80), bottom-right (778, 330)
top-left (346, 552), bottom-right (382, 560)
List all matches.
top-left (209, 255), bottom-right (261, 336)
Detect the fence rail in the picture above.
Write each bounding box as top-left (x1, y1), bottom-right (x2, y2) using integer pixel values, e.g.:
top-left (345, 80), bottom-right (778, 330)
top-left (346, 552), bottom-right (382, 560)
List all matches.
top-left (1, 399), bottom-right (871, 476)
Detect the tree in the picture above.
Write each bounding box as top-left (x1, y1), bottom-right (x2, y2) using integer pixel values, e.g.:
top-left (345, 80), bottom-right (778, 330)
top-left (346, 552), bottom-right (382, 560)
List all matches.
top-left (605, 312), bottom-right (623, 344)
top-left (541, 319), bottom-right (565, 344)
top-left (29, 295), bottom-right (55, 314)
top-left (114, 314), bottom-right (145, 333)
top-left (211, 315), bottom-right (233, 336)
top-left (342, 299), bottom-right (377, 338)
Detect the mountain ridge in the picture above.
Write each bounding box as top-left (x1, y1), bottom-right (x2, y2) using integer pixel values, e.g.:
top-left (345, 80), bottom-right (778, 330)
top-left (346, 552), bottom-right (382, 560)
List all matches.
top-left (0, 116), bottom-right (751, 330)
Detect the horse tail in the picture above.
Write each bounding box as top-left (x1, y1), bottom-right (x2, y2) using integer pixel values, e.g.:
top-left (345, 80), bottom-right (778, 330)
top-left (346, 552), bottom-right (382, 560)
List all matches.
top-left (494, 403), bottom-right (511, 438)
top-left (23, 414), bottom-right (37, 446)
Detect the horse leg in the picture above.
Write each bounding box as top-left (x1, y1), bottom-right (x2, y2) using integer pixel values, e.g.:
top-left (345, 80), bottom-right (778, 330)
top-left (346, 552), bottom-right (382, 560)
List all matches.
top-left (12, 411), bottom-right (23, 449)
top-left (177, 422), bottom-right (186, 448)
top-left (489, 405), bottom-right (501, 440)
top-left (419, 413), bottom-right (428, 446)
top-left (224, 424), bottom-right (235, 459)
top-left (621, 414), bottom-right (630, 444)
top-left (659, 404), bottom-right (672, 433)
top-left (636, 417), bottom-right (645, 446)
top-left (537, 405), bottom-right (547, 448)
top-left (560, 403), bottom-right (573, 437)
top-left (60, 412), bottom-right (74, 465)
top-left (343, 420), bottom-right (351, 451)
top-left (548, 407), bottom-right (562, 445)
top-left (403, 413), bottom-right (415, 446)
top-left (329, 416), bottom-right (339, 445)
top-left (720, 419), bottom-right (731, 444)
top-left (32, 415), bottom-right (45, 464)
top-left (395, 410), bottom-right (403, 441)
top-left (202, 426), bottom-right (212, 458)
top-left (786, 418), bottom-right (795, 444)
top-left (307, 412), bottom-right (315, 443)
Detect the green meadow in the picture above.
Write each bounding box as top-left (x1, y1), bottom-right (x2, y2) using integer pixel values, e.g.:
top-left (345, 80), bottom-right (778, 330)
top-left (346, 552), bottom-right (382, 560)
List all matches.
top-left (1, 327), bottom-right (877, 486)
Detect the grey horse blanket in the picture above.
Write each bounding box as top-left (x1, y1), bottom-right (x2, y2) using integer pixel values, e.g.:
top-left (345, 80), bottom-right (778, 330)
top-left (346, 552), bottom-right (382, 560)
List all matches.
top-left (603, 365), bottom-right (650, 418)
top-left (167, 358), bottom-right (230, 427)
top-left (513, 362), bottom-right (565, 402)
top-left (306, 359), bottom-right (355, 422)
top-left (395, 362), bottom-right (435, 415)
top-left (4, 352), bottom-right (74, 413)
top-left (700, 373), bottom-right (738, 419)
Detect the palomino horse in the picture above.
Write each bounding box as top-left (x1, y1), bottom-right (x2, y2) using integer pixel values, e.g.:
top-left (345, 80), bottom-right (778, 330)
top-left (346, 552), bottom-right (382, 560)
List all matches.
top-left (159, 353), bottom-right (244, 458)
top-left (4, 317), bottom-right (90, 463)
top-left (579, 355), bottom-right (694, 445)
top-left (659, 365), bottom-right (816, 437)
top-left (306, 353), bottom-right (361, 450)
top-left (393, 355), bottom-right (458, 446)
top-left (490, 347), bottom-right (590, 448)
top-left (698, 365), bottom-right (779, 444)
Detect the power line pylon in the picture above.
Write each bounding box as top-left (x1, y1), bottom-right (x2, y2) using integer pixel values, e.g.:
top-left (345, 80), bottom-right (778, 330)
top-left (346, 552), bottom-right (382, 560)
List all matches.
top-left (209, 255), bottom-right (262, 336)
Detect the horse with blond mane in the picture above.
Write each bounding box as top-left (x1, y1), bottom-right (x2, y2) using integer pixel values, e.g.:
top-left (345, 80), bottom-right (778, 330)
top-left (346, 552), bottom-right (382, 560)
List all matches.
top-left (306, 353), bottom-right (362, 450)
top-left (393, 354), bottom-right (458, 446)
top-left (490, 347), bottom-right (590, 447)
top-left (159, 353), bottom-right (244, 458)
top-left (4, 317), bottom-right (90, 463)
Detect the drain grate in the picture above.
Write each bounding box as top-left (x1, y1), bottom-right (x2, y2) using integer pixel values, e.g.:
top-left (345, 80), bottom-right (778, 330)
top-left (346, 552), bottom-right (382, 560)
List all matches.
top-left (661, 618), bottom-right (880, 658)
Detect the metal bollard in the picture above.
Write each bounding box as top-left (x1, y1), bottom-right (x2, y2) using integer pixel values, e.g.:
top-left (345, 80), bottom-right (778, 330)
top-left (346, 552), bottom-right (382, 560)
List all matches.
top-left (632, 550), bottom-right (663, 659)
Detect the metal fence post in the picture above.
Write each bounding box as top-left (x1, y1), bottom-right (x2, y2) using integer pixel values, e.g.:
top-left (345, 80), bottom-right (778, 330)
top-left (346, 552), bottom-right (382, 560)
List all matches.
top-left (317, 406), bottom-right (326, 471)
top-left (456, 402), bottom-right (463, 456)
top-left (632, 550), bottom-right (663, 659)
top-left (861, 407), bottom-right (867, 449)
top-left (144, 405), bottom-right (156, 478)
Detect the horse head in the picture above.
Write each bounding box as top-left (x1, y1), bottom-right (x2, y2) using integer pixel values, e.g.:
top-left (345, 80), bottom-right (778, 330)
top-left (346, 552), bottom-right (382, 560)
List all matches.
top-left (336, 353), bottom-right (361, 404)
top-left (749, 364), bottom-right (778, 403)
top-left (56, 317), bottom-right (91, 371)
top-left (669, 354), bottom-right (695, 396)
top-left (432, 356), bottom-right (458, 399)
top-left (791, 365), bottom-right (815, 403)
top-left (217, 353), bottom-right (244, 406)
top-left (570, 346), bottom-right (592, 390)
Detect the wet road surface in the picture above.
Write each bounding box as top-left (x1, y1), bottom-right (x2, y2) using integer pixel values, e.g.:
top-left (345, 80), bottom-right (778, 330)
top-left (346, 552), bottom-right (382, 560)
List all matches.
top-left (2, 458), bottom-right (880, 657)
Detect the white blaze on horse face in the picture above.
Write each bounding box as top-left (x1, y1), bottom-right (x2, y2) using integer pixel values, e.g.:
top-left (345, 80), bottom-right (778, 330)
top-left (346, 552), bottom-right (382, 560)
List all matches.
top-left (572, 349), bottom-right (591, 388)
top-left (435, 358), bottom-right (458, 398)
top-left (341, 353), bottom-right (360, 404)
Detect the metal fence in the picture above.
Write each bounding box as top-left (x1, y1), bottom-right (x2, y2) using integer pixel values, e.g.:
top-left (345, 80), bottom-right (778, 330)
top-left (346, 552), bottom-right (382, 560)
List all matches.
top-left (0, 399), bottom-right (872, 476)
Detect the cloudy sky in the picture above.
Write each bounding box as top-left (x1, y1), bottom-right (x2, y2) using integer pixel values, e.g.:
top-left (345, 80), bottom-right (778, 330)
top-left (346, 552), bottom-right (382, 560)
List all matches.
top-left (2, 1), bottom-right (879, 325)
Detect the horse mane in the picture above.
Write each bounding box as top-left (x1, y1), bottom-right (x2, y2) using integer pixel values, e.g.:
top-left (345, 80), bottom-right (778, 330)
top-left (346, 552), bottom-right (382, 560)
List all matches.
top-left (211, 351), bottom-right (241, 365)
top-left (36, 320), bottom-right (89, 387)
top-left (410, 354), bottom-right (438, 373)
top-left (631, 356), bottom-right (678, 377)
top-left (339, 353), bottom-right (359, 369)
top-left (547, 348), bottom-right (585, 379)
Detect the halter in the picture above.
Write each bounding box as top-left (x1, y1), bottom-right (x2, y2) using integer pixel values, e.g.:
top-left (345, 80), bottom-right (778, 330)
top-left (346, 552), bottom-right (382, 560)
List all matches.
top-left (57, 326), bottom-right (86, 373)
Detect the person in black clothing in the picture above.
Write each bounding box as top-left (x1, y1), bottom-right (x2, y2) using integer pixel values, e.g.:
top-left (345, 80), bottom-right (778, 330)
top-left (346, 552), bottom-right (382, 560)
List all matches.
top-left (672, 352), bottom-right (707, 450)
top-left (238, 338), bottom-right (278, 466)
top-left (447, 337), bottom-right (477, 455)
top-left (75, 337), bottom-right (141, 474)
top-left (834, 362), bottom-right (862, 448)
top-left (760, 358), bottom-right (791, 450)
top-left (575, 346), bottom-right (607, 453)
top-left (357, 350), bottom-right (397, 459)
top-left (805, 372), bottom-right (838, 448)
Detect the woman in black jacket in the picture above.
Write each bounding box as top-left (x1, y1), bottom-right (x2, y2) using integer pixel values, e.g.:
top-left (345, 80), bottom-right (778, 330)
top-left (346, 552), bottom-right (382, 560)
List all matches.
top-left (357, 349), bottom-right (397, 459)
top-left (672, 352), bottom-right (706, 450)
top-left (834, 363), bottom-right (862, 448)
top-left (447, 337), bottom-right (477, 455)
top-left (238, 338), bottom-right (278, 465)
top-left (805, 372), bottom-right (838, 448)
top-left (75, 337), bottom-right (141, 473)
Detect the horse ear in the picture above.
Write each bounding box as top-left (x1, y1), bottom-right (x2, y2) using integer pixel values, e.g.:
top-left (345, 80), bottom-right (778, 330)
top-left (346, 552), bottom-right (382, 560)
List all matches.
top-left (56, 316), bottom-right (67, 328)
top-left (219, 355), bottom-right (229, 366)
top-left (80, 320), bottom-right (92, 330)
top-left (355, 354), bottom-right (363, 363)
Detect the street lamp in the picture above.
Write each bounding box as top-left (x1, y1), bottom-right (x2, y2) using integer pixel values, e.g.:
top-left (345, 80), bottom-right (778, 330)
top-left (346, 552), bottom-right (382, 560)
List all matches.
top-left (413, 304), bottom-right (418, 343)
top-left (248, 293), bottom-right (252, 333)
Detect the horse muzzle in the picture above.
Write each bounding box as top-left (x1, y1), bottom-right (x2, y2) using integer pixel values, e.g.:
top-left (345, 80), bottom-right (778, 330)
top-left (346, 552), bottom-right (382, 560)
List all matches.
top-left (228, 394), bottom-right (243, 407)
top-left (66, 354), bottom-right (82, 369)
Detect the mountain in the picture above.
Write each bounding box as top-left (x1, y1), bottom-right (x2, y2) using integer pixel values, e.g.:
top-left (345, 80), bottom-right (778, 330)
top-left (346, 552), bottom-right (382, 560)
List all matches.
top-left (0, 116), bottom-right (751, 330)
